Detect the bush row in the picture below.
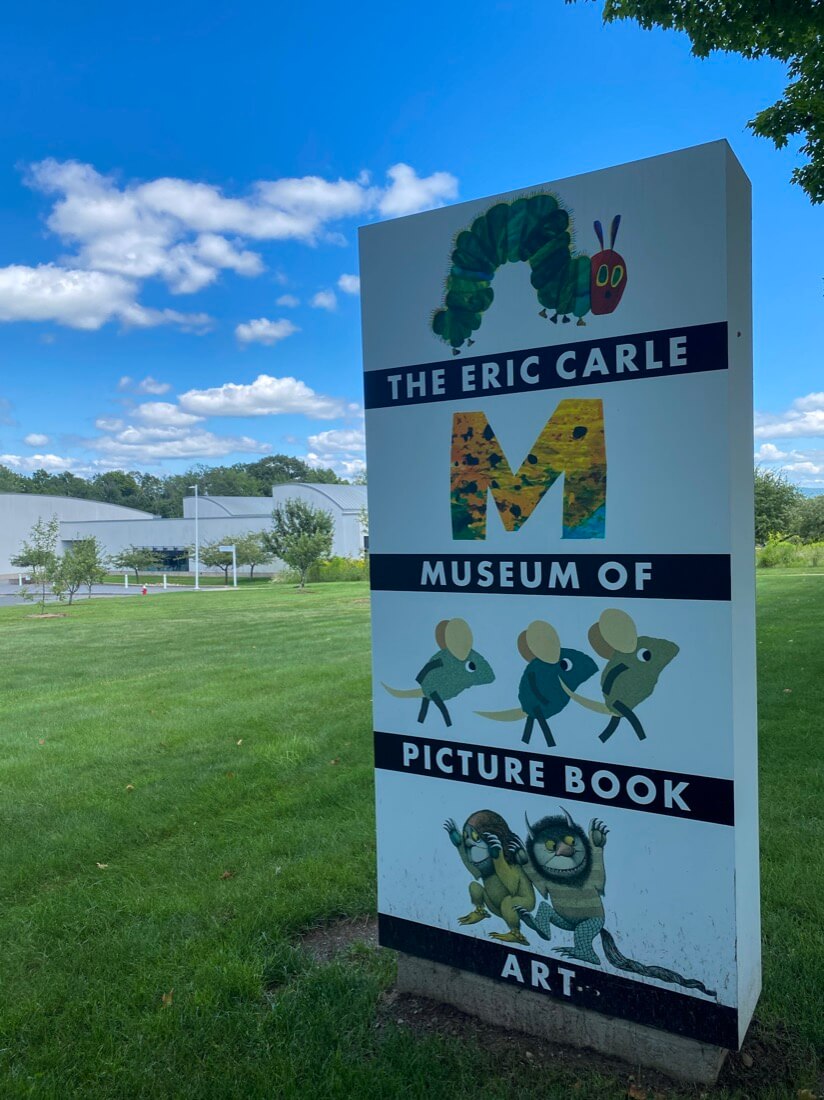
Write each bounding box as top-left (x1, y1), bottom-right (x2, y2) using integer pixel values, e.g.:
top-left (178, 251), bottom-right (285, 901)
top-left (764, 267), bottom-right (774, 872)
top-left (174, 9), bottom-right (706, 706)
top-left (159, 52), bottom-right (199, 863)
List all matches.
top-left (756, 538), bottom-right (824, 569)
top-left (274, 556), bottom-right (369, 584)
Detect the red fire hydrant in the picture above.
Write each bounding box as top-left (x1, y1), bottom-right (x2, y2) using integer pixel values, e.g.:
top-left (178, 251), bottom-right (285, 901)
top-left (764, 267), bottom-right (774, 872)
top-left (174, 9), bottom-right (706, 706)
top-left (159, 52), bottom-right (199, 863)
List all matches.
top-left (141, 586), bottom-right (148, 596)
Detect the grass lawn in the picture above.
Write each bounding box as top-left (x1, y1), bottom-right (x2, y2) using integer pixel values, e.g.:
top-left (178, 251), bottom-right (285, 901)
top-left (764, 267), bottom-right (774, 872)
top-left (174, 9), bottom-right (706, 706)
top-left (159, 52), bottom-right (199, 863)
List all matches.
top-left (0, 579), bottom-right (821, 1099)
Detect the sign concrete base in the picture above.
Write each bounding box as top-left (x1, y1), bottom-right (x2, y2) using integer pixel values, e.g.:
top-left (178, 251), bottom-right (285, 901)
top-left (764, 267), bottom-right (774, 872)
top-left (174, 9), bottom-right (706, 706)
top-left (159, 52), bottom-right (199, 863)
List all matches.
top-left (396, 952), bottom-right (728, 1086)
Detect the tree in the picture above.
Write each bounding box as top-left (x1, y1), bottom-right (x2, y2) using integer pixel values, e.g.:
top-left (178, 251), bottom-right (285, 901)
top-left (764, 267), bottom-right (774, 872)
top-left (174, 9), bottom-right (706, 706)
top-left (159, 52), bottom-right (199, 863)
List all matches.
top-left (10, 514), bottom-right (61, 610)
top-left (754, 467), bottom-right (803, 543)
top-left (234, 531), bottom-right (272, 580)
top-left (71, 537), bottom-right (109, 598)
top-left (578, 0), bottom-right (824, 203)
top-left (264, 499), bottom-right (334, 587)
top-left (199, 540), bottom-right (234, 583)
top-left (795, 493), bottom-right (824, 542)
top-left (111, 545), bottom-right (159, 580)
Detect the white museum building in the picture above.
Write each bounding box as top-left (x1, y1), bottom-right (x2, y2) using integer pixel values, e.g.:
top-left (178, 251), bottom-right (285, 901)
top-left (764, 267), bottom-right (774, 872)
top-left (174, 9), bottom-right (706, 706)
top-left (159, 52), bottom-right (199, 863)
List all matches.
top-left (0, 483), bottom-right (367, 577)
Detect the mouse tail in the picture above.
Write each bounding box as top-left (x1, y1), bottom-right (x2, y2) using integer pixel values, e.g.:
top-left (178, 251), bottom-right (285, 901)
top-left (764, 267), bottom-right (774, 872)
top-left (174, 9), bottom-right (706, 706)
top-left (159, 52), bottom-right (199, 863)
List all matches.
top-left (475, 707), bottom-right (526, 721)
top-left (558, 681), bottom-right (613, 714)
top-left (382, 683), bottom-right (424, 698)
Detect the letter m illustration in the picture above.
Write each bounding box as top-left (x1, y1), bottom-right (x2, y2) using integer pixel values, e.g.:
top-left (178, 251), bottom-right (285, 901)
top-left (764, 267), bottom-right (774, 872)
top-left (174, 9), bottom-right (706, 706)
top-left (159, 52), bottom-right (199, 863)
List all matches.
top-left (450, 399), bottom-right (606, 540)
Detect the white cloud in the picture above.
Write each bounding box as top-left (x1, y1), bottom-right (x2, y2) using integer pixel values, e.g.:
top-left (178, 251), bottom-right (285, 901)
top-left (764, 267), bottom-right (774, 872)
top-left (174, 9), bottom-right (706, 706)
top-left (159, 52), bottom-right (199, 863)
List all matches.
top-left (235, 317), bottom-right (299, 346)
top-left (311, 290), bottom-right (337, 311)
top-left (305, 427), bottom-right (366, 477)
top-left (755, 392), bottom-right (824, 440)
top-left (305, 451), bottom-right (366, 478)
top-left (378, 163), bottom-right (458, 218)
top-left (179, 373), bottom-right (358, 420)
top-left (754, 443), bottom-right (791, 462)
top-left (95, 416), bottom-right (125, 431)
top-left (118, 375), bottom-right (172, 395)
top-left (0, 263), bottom-right (211, 332)
top-left (276, 293), bottom-right (300, 308)
top-left (134, 401), bottom-right (204, 427)
top-left (24, 433), bottom-right (50, 447)
top-left (0, 452), bottom-right (79, 473)
top-left (0, 264), bottom-right (132, 330)
top-left (5, 158), bottom-right (457, 334)
top-left (88, 424), bottom-right (271, 464)
top-left (337, 274), bottom-right (360, 295)
top-left (307, 428), bottom-right (365, 454)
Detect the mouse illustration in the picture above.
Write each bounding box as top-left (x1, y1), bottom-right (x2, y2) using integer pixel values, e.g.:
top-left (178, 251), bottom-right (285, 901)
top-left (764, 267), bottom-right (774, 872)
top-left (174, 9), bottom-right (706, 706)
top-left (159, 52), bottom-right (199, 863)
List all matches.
top-left (561, 609), bottom-right (679, 742)
top-left (382, 618), bottom-right (495, 727)
top-left (476, 620), bottom-right (596, 747)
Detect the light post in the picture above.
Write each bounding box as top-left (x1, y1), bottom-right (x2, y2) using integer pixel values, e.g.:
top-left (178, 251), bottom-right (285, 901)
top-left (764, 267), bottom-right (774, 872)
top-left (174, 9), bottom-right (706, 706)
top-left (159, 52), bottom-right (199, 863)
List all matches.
top-left (188, 484), bottom-right (200, 590)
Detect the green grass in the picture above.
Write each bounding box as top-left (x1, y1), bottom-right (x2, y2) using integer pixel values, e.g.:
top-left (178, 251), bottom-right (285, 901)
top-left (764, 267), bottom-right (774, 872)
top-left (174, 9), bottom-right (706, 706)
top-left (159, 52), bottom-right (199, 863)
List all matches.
top-left (0, 580), bottom-right (821, 1098)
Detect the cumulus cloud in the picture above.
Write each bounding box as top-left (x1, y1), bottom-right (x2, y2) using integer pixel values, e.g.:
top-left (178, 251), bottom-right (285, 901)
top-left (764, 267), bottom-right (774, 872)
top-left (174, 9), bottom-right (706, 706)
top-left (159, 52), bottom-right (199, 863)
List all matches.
top-left (95, 416), bottom-right (125, 432)
top-left (179, 374), bottom-right (358, 420)
top-left (755, 392), bottom-right (824, 440)
top-left (88, 423), bottom-right (271, 464)
top-left (378, 163), bottom-right (458, 218)
top-left (24, 433), bottom-right (50, 446)
top-left (118, 375), bottom-right (171, 395)
top-left (305, 427), bottom-right (366, 477)
top-left (311, 290), bottom-right (337, 311)
top-left (276, 293), bottom-right (300, 307)
top-left (0, 263), bottom-right (211, 332)
top-left (1, 159), bottom-right (456, 333)
top-left (307, 428), bottom-right (365, 453)
top-left (337, 274), bottom-right (360, 295)
top-left (134, 401), bottom-right (204, 427)
top-left (235, 317), bottom-right (299, 346)
top-left (754, 443), bottom-right (791, 462)
top-left (0, 452), bottom-right (79, 473)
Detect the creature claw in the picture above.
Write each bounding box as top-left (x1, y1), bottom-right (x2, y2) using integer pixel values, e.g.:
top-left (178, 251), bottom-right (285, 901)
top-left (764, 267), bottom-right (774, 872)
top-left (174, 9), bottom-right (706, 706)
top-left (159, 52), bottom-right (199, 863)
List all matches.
top-left (538, 309), bottom-right (547, 318)
top-left (467, 339), bottom-right (475, 346)
top-left (576, 318), bottom-right (586, 326)
top-left (490, 931), bottom-right (529, 945)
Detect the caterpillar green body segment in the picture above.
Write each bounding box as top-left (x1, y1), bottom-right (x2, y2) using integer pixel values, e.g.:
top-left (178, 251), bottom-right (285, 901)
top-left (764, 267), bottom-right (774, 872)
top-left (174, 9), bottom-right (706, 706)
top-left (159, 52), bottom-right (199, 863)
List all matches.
top-left (432, 193), bottom-right (591, 351)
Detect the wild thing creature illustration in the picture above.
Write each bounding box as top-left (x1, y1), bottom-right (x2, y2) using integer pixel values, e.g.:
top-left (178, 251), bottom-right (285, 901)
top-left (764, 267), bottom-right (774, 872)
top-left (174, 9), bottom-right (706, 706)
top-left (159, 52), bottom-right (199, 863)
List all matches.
top-left (561, 609), bottom-right (679, 742)
top-left (476, 620), bottom-right (597, 747)
top-left (382, 618), bottom-right (494, 727)
top-left (515, 808), bottom-right (716, 997)
top-left (432, 194), bottom-right (627, 353)
top-left (443, 810), bottom-right (535, 945)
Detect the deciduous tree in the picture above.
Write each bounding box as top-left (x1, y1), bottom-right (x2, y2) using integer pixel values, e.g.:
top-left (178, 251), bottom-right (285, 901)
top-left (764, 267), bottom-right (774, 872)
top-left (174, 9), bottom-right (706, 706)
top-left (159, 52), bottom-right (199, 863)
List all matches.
top-left (575, 0), bottom-right (824, 203)
top-left (264, 499), bottom-right (334, 587)
top-left (754, 467), bottom-right (803, 543)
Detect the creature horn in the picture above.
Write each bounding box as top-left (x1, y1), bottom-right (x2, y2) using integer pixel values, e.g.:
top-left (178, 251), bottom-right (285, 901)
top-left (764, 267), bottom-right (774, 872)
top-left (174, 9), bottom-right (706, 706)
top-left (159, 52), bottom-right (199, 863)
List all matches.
top-left (559, 805), bottom-right (574, 827)
top-left (593, 219), bottom-right (605, 248)
top-left (524, 812), bottom-right (535, 839)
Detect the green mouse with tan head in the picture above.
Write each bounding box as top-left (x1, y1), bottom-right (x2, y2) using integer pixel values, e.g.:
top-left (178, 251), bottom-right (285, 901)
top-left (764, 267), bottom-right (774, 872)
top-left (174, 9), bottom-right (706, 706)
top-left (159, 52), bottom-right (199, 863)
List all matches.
top-left (561, 609), bottom-right (679, 742)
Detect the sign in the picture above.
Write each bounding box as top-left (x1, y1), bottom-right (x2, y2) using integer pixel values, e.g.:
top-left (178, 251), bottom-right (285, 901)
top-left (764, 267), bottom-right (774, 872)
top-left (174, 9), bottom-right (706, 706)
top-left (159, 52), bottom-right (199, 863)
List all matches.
top-left (360, 142), bottom-right (759, 1050)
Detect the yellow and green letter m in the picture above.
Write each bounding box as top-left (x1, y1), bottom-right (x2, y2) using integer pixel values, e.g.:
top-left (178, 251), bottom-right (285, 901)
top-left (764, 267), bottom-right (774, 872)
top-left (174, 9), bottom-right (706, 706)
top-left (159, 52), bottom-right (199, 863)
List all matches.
top-left (450, 399), bottom-right (606, 540)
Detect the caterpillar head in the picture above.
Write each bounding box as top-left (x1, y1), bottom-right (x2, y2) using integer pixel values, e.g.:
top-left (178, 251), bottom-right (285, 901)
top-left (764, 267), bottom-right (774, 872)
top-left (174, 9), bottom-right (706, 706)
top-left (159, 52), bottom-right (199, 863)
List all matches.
top-left (590, 215), bottom-right (627, 315)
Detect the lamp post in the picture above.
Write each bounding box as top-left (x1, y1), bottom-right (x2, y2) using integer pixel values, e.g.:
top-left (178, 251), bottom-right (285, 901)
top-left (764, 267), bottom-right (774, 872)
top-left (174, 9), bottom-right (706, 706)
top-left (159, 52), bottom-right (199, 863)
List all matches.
top-left (189, 484), bottom-right (200, 590)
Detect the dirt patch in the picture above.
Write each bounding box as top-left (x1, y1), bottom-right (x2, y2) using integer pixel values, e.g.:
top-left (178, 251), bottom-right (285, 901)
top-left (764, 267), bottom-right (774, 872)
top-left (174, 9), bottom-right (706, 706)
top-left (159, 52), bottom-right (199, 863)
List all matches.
top-left (26, 613), bottom-right (67, 619)
top-left (375, 991), bottom-right (813, 1098)
top-left (375, 989), bottom-right (687, 1095)
top-left (351, 598), bottom-right (370, 605)
top-left (300, 915), bottom-right (378, 964)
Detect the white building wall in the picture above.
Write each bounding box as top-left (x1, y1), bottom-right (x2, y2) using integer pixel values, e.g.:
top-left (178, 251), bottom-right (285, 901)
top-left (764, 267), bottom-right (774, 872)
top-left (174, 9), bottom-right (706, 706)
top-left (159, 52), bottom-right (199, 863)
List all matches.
top-left (0, 494), bottom-right (154, 576)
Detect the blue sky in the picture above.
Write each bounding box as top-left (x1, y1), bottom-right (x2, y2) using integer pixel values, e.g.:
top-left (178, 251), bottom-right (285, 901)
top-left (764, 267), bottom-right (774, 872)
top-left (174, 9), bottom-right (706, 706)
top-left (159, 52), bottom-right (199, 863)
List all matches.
top-left (0, 0), bottom-right (821, 484)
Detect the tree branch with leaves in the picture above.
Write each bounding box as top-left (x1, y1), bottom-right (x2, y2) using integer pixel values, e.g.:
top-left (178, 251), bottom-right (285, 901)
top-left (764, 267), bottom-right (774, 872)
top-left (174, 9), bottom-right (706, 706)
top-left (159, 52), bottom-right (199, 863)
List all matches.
top-left (264, 499), bottom-right (334, 587)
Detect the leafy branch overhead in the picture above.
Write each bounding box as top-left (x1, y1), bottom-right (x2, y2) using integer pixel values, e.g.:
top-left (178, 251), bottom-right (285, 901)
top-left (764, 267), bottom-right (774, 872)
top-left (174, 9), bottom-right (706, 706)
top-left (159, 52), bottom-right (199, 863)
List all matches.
top-left (574, 0), bottom-right (824, 203)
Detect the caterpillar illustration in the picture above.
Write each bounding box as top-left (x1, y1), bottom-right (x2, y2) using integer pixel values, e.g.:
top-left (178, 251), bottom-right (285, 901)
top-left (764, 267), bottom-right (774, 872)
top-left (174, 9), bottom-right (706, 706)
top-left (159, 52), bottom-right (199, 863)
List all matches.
top-left (431, 194), bottom-right (627, 354)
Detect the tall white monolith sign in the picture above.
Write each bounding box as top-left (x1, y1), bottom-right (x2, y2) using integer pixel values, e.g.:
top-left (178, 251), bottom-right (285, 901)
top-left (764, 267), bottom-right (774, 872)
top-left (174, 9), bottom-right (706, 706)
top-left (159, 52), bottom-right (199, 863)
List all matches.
top-left (360, 142), bottom-right (759, 1066)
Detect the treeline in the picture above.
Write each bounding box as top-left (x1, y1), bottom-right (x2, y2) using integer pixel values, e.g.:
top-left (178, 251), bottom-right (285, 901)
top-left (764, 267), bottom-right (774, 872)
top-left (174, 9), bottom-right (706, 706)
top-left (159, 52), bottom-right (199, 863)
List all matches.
top-left (755, 467), bottom-right (824, 543)
top-left (0, 455), bottom-right (343, 518)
